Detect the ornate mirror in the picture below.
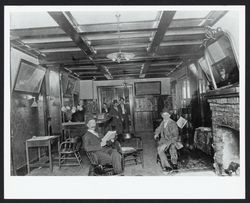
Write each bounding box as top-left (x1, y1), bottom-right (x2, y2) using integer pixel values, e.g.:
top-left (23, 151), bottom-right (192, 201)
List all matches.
top-left (201, 27), bottom-right (239, 89)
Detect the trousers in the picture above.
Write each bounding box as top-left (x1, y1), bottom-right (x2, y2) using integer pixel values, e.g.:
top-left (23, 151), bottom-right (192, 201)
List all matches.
top-left (94, 147), bottom-right (122, 174)
top-left (157, 144), bottom-right (178, 168)
top-left (121, 114), bottom-right (129, 133)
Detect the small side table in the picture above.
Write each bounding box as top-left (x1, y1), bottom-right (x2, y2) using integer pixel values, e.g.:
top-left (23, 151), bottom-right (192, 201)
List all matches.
top-left (26, 135), bottom-right (60, 174)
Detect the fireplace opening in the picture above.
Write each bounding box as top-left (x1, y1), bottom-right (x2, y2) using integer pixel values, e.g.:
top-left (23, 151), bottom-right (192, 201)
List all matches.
top-left (213, 125), bottom-right (239, 175)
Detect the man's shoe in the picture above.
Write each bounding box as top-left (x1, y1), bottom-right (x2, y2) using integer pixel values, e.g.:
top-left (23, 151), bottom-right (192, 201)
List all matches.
top-left (172, 164), bottom-right (178, 170)
top-left (163, 167), bottom-right (172, 172)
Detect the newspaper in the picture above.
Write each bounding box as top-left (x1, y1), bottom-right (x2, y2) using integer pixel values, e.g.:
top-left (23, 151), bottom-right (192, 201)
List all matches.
top-left (176, 116), bottom-right (187, 129)
top-left (101, 131), bottom-right (117, 147)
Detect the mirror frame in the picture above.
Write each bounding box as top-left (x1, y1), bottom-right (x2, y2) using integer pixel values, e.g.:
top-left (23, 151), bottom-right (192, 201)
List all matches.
top-left (201, 27), bottom-right (239, 90)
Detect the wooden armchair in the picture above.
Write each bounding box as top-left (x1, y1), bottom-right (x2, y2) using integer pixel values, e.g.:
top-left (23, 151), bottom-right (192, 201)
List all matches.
top-left (58, 137), bottom-right (83, 168)
top-left (85, 151), bottom-right (114, 176)
top-left (119, 133), bottom-right (144, 169)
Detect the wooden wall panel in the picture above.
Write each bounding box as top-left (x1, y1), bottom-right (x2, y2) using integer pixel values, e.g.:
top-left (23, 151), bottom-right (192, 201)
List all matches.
top-left (11, 85), bottom-right (46, 171)
top-left (134, 111), bottom-right (153, 132)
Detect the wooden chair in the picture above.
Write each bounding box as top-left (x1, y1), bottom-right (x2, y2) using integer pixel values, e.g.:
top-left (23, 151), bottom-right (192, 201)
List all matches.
top-left (85, 151), bottom-right (114, 176)
top-left (119, 133), bottom-right (144, 169)
top-left (156, 144), bottom-right (181, 169)
top-left (58, 137), bottom-right (83, 168)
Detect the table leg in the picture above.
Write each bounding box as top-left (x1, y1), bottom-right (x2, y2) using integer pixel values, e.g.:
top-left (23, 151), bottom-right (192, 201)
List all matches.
top-left (26, 142), bottom-right (30, 174)
top-left (38, 147), bottom-right (41, 161)
top-left (57, 138), bottom-right (60, 153)
top-left (48, 141), bottom-right (53, 172)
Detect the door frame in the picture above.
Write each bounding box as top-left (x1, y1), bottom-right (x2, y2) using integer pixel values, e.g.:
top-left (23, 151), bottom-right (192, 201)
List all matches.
top-left (97, 85), bottom-right (135, 132)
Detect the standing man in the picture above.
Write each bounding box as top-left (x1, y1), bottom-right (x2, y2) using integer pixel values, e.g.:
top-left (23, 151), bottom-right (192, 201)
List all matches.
top-left (118, 97), bottom-right (130, 133)
top-left (83, 116), bottom-right (123, 174)
top-left (109, 100), bottom-right (123, 134)
top-left (154, 108), bottom-right (183, 172)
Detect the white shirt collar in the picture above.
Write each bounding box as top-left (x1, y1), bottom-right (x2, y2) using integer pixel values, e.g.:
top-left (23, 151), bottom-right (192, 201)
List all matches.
top-left (121, 104), bottom-right (125, 114)
top-left (88, 129), bottom-right (99, 137)
top-left (163, 119), bottom-right (169, 128)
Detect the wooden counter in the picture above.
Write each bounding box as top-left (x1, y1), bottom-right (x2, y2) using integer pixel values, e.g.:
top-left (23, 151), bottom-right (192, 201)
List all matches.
top-left (62, 117), bottom-right (112, 139)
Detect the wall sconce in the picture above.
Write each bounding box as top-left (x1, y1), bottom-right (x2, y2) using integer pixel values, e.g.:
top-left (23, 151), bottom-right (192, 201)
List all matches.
top-left (31, 97), bottom-right (38, 108)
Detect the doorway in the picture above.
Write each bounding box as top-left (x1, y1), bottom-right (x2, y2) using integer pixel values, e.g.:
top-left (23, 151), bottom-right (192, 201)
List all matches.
top-left (97, 85), bottom-right (134, 131)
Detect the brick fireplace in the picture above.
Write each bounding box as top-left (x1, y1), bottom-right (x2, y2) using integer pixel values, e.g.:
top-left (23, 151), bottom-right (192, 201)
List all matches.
top-left (206, 85), bottom-right (240, 175)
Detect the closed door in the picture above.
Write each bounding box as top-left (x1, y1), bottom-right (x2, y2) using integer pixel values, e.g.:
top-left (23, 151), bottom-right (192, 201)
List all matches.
top-left (134, 96), bottom-right (157, 132)
top-left (134, 111), bottom-right (153, 132)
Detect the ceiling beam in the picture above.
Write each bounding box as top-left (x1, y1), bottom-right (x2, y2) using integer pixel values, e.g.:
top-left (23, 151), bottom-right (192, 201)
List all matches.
top-left (202, 11), bottom-right (228, 27)
top-left (148, 11), bottom-right (176, 54)
top-left (41, 53), bottom-right (201, 66)
top-left (48, 12), bottom-right (94, 55)
top-left (15, 27), bottom-right (205, 46)
top-left (67, 60), bottom-right (180, 71)
top-left (11, 26), bottom-right (204, 40)
top-left (139, 62), bottom-right (151, 78)
top-left (35, 39), bottom-right (202, 54)
top-left (140, 11), bottom-right (176, 78)
top-left (48, 11), bottom-right (112, 80)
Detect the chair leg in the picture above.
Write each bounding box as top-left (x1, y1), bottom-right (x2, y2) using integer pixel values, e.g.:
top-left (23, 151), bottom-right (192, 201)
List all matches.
top-left (59, 152), bottom-right (61, 169)
top-left (141, 152), bottom-right (144, 168)
top-left (75, 152), bottom-right (83, 168)
top-left (134, 154), bottom-right (138, 165)
top-left (122, 155), bottom-right (125, 171)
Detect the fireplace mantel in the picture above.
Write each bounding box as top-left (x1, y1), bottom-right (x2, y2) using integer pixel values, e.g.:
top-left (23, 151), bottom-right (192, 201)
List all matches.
top-left (202, 84), bottom-right (239, 99)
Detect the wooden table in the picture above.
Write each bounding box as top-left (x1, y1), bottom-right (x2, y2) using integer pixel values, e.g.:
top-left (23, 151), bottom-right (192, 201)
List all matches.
top-left (26, 135), bottom-right (60, 173)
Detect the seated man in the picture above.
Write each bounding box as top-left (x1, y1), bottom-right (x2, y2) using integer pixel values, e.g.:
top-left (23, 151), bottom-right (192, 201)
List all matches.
top-left (83, 116), bottom-right (123, 174)
top-left (154, 108), bottom-right (183, 172)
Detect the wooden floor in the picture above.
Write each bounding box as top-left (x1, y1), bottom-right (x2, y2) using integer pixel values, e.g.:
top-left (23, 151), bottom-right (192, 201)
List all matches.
top-left (26, 132), bottom-right (217, 176)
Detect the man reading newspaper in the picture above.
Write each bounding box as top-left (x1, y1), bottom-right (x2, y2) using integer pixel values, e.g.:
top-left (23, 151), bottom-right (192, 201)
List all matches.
top-left (83, 115), bottom-right (123, 174)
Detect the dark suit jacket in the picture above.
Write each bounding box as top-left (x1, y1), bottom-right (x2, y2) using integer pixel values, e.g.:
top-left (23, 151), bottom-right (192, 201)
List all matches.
top-left (83, 130), bottom-right (102, 152)
top-left (118, 103), bottom-right (130, 115)
top-left (71, 110), bottom-right (85, 122)
top-left (109, 106), bottom-right (123, 133)
top-left (101, 107), bottom-right (109, 114)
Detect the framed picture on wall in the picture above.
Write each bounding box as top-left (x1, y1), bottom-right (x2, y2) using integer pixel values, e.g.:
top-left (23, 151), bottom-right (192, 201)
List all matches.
top-left (14, 59), bottom-right (46, 94)
top-left (65, 77), bottom-right (76, 96)
top-left (134, 81), bottom-right (161, 96)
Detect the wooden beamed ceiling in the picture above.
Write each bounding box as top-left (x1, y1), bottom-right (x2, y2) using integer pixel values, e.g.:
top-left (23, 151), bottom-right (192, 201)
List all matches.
top-left (10, 10), bottom-right (227, 80)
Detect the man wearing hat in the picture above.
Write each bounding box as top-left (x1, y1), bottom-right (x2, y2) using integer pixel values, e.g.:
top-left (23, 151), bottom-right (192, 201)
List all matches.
top-left (83, 115), bottom-right (123, 174)
top-left (154, 108), bottom-right (183, 172)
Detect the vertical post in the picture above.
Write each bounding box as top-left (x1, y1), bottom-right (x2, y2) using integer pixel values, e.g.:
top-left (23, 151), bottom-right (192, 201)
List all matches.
top-left (48, 140), bottom-right (53, 173)
top-left (59, 71), bottom-right (65, 123)
top-left (196, 61), bottom-right (205, 126)
top-left (57, 136), bottom-right (60, 166)
top-left (10, 130), bottom-right (16, 175)
top-left (26, 142), bottom-right (30, 174)
top-left (38, 147), bottom-right (41, 160)
top-left (185, 65), bottom-right (190, 144)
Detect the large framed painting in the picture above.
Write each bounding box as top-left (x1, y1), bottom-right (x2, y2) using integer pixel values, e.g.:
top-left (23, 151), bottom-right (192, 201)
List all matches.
top-left (14, 59), bottom-right (46, 94)
top-left (134, 81), bottom-right (161, 96)
top-left (64, 76), bottom-right (76, 96)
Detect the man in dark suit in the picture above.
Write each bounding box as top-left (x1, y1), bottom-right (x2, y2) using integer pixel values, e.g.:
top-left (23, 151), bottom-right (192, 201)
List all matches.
top-left (83, 116), bottom-right (123, 174)
top-left (109, 100), bottom-right (123, 134)
top-left (118, 97), bottom-right (130, 133)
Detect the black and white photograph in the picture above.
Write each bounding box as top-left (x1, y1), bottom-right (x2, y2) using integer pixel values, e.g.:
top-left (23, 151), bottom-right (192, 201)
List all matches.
top-left (4, 5), bottom-right (245, 199)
